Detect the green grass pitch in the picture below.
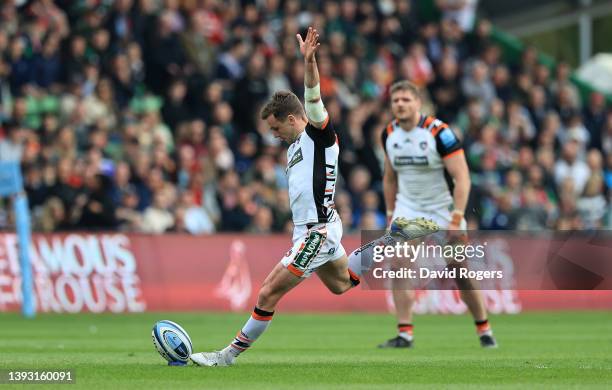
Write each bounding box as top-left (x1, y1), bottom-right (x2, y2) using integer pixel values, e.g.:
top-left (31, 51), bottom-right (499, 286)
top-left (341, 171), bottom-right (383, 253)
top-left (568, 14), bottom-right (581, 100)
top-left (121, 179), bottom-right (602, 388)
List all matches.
top-left (1, 311), bottom-right (611, 389)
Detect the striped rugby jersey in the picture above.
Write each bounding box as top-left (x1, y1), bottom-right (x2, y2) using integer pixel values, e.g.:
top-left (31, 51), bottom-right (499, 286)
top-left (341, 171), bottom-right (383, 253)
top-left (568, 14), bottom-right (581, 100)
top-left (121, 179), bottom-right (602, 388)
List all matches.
top-left (381, 114), bottom-right (464, 211)
top-left (286, 118), bottom-right (339, 226)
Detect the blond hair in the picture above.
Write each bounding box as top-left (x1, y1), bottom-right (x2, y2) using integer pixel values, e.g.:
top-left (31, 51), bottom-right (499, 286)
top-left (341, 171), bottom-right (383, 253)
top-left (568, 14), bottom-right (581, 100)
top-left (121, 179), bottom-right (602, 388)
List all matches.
top-left (390, 80), bottom-right (421, 99)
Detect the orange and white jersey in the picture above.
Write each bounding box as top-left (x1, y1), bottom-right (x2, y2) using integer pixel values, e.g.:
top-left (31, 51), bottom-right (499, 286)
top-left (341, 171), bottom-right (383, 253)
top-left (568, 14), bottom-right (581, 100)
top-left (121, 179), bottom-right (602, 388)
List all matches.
top-left (381, 114), bottom-right (464, 211)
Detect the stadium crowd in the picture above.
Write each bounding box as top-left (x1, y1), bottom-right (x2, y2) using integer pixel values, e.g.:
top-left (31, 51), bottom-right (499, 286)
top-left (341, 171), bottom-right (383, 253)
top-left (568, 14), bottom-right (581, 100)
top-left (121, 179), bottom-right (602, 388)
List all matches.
top-left (0, 0), bottom-right (611, 234)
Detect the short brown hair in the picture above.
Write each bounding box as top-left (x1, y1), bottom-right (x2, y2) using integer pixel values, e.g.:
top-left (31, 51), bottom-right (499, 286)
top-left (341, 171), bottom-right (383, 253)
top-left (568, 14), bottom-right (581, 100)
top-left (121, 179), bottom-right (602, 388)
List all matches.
top-left (260, 90), bottom-right (305, 121)
top-left (390, 80), bottom-right (421, 99)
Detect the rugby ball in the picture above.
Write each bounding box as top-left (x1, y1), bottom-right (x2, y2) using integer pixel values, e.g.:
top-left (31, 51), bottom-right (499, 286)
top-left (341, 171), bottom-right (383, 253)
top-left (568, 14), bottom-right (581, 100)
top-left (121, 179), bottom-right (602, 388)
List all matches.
top-left (152, 320), bottom-right (193, 365)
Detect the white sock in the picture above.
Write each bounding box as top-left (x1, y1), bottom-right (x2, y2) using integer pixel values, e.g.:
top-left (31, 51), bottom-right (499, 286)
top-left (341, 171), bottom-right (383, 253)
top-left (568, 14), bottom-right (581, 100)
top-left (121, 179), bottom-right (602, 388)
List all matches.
top-left (228, 307), bottom-right (274, 357)
top-left (348, 234), bottom-right (396, 276)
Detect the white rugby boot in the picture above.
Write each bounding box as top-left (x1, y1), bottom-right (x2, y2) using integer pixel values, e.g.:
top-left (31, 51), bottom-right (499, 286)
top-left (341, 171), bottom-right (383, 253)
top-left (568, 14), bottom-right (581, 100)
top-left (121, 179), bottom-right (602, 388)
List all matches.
top-left (190, 347), bottom-right (235, 367)
top-left (389, 217), bottom-right (439, 241)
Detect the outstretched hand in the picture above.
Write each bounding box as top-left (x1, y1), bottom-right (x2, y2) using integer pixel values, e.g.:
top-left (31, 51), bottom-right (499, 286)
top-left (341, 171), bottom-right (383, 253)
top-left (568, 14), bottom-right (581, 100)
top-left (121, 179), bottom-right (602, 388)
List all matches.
top-left (296, 27), bottom-right (320, 62)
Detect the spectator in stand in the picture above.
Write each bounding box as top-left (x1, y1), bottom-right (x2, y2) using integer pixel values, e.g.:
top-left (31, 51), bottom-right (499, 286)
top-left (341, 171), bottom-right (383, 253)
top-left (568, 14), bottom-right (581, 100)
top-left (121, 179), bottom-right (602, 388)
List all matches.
top-left (401, 42), bottom-right (434, 88)
top-left (161, 78), bottom-right (191, 132)
top-left (583, 92), bottom-right (607, 151)
top-left (141, 187), bottom-right (175, 233)
top-left (462, 60), bottom-right (496, 110)
top-left (174, 189), bottom-right (215, 235)
top-left (554, 140), bottom-right (591, 196)
top-left (527, 86), bottom-right (549, 131)
top-left (491, 64), bottom-right (513, 103)
top-left (73, 173), bottom-right (117, 230)
top-left (577, 149), bottom-right (607, 228)
top-left (550, 61), bottom-right (580, 108)
top-left (489, 193), bottom-right (516, 230)
top-left (233, 53), bottom-right (269, 135)
top-left (248, 205), bottom-right (274, 234)
top-left (216, 38), bottom-right (248, 84)
top-left (429, 55), bottom-right (463, 123)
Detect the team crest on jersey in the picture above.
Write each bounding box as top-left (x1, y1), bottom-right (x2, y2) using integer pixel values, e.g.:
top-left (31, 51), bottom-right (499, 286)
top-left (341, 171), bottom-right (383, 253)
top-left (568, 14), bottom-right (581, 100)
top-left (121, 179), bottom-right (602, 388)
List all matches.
top-left (288, 148), bottom-right (303, 168)
top-left (395, 155), bottom-right (428, 166)
top-left (420, 141), bottom-right (428, 150)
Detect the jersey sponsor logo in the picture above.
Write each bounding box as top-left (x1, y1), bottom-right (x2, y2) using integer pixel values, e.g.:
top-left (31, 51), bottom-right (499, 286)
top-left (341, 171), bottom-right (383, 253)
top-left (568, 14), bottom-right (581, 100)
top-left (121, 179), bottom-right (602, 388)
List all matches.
top-left (288, 148), bottom-right (303, 168)
top-left (293, 231), bottom-right (325, 269)
top-left (439, 128), bottom-right (458, 148)
top-left (394, 155), bottom-right (429, 166)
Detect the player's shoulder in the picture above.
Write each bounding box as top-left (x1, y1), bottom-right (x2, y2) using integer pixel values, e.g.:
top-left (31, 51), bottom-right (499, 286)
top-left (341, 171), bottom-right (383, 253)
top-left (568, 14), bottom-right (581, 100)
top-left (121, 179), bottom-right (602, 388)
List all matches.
top-left (419, 115), bottom-right (449, 137)
top-left (384, 120), bottom-right (396, 135)
top-left (306, 116), bottom-right (336, 147)
top-left (307, 115), bottom-right (332, 131)
top-left (382, 119), bottom-right (401, 139)
top-left (381, 120), bottom-right (397, 148)
top-left (422, 115), bottom-right (463, 158)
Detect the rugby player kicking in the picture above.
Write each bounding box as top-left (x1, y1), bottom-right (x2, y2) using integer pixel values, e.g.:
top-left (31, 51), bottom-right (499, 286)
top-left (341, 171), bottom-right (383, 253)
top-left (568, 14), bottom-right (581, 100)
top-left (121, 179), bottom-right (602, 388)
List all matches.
top-left (377, 80), bottom-right (497, 349)
top-left (191, 27), bottom-right (438, 367)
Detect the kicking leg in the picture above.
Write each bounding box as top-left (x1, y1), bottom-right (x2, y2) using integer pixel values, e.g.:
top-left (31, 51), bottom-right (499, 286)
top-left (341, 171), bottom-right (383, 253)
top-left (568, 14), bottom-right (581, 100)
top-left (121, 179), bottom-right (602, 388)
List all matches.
top-left (191, 263), bottom-right (302, 366)
top-left (315, 255), bottom-right (360, 295)
top-left (257, 262), bottom-right (304, 311)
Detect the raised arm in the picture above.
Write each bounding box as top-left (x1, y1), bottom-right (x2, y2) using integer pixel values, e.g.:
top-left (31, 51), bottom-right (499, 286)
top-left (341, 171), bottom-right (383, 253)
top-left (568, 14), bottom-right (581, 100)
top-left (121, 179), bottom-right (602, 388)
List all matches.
top-left (296, 27), bottom-right (328, 129)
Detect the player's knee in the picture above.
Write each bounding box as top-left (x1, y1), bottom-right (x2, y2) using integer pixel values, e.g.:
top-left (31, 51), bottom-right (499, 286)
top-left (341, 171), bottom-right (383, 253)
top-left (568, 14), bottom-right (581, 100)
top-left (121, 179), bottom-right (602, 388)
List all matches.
top-left (328, 284), bottom-right (349, 295)
top-left (257, 285), bottom-right (279, 307)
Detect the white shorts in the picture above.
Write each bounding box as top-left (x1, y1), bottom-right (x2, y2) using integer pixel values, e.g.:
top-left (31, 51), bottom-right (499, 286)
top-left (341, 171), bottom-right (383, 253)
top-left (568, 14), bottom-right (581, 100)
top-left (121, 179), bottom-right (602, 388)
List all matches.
top-left (392, 204), bottom-right (467, 230)
top-left (280, 218), bottom-right (346, 278)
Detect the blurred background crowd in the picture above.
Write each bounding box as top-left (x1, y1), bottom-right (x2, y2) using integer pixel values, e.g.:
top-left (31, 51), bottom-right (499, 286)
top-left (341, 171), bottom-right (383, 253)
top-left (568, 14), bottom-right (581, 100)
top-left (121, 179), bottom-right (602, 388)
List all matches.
top-left (0, 0), bottom-right (611, 234)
